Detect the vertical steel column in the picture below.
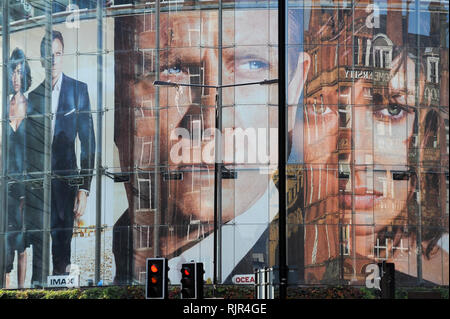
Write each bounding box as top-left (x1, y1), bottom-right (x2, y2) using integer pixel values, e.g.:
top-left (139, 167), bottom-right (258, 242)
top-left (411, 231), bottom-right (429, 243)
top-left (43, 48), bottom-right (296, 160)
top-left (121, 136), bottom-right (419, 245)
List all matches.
top-left (42, 0), bottom-right (53, 284)
top-left (350, 1), bottom-right (358, 282)
top-left (414, 0), bottom-right (423, 285)
top-left (0, 0), bottom-right (10, 288)
top-left (153, 0), bottom-right (160, 258)
top-left (278, 0), bottom-right (288, 300)
top-left (213, 0), bottom-right (223, 285)
top-left (94, 0), bottom-right (104, 285)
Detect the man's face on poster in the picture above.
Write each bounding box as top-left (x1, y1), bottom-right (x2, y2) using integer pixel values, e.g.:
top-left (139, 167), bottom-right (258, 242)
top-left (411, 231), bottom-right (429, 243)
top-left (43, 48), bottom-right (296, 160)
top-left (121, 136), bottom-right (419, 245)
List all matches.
top-left (52, 38), bottom-right (64, 80)
top-left (124, 9), bottom-right (308, 253)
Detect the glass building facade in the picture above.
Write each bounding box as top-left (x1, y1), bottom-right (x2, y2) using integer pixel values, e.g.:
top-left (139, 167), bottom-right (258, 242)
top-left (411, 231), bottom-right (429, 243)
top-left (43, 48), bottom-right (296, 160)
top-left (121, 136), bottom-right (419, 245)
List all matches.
top-left (0, 0), bottom-right (448, 289)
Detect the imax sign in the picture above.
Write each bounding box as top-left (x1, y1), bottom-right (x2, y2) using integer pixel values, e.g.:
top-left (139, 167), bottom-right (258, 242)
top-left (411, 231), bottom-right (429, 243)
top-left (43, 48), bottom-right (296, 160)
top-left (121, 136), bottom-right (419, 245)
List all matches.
top-left (47, 275), bottom-right (80, 288)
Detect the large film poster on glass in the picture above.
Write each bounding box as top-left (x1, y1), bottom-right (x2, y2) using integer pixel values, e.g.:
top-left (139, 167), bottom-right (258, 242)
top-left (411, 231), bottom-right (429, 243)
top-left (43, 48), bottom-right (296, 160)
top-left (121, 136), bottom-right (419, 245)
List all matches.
top-left (0, 16), bottom-right (116, 288)
top-left (113, 6), bottom-right (282, 285)
top-left (113, 0), bottom-right (448, 287)
top-left (1, 0), bottom-right (448, 289)
top-left (297, 0), bottom-right (448, 285)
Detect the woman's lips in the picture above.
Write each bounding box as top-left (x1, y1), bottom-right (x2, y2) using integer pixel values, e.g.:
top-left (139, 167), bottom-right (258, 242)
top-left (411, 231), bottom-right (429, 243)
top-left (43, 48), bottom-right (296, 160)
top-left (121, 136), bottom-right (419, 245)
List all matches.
top-left (340, 189), bottom-right (384, 210)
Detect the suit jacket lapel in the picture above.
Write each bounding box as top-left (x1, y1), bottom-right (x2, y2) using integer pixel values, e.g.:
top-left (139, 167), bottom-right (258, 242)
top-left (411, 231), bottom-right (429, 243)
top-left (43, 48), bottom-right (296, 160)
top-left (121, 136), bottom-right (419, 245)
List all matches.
top-left (57, 74), bottom-right (68, 114)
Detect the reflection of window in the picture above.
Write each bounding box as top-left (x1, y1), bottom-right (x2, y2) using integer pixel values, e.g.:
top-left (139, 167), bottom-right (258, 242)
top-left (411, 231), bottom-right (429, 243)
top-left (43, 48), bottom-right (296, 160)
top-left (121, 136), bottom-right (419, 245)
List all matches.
top-left (363, 87), bottom-right (372, 99)
top-left (392, 239), bottom-right (409, 257)
top-left (446, 173), bottom-right (449, 216)
top-left (339, 106), bottom-right (351, 128)
top-left (339, 86), bottom-right (351, 128)
top-left (188, 65), bottom-right (204, 103)
top-left (366, 167), bottom-right (373, 193)
top-left (372, 34), bottom-right (392, 69)
top-left (353, 37), bottom-right (360, 65)
top-left (134, 225), bottom-right (153, 249)
top-left (354, 37), bottom-right (365, 65)
top-left (140, 141), bottom-right (153, 167)
top-left (335, 46), bottom-right (338, 67)
top-left (338, 162), bottom-right (350, 179)
top-left (186, 214), bottom-right (205, 242)
top-left (136, 173), bottom-right (155, 211)
top-left (374, 238), bottom-right (389, 260)
top-left (341, 225), bottom-right (350, 256)
top-left (365, 38), bottom-right (372, 67)
top-left (445, 119), bottom-right (449, 155)
top-left (376, 121), bottom-right (392, 136)
top-left (314, 52), bottom-right (318, 75)
top-left (427, 56), bottom-right (439, 84)
top-left (425, 134), bottom-right (438, 148)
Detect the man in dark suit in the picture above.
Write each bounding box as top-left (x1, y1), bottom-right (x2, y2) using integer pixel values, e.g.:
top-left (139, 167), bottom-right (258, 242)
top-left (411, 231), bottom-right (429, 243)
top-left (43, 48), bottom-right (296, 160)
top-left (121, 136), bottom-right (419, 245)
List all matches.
top-left (27, 30), bottom-right (95, 278)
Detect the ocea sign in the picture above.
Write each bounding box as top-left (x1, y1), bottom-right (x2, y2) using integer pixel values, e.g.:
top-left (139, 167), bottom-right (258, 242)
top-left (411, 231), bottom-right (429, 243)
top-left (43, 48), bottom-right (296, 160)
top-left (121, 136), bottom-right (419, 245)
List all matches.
top-left (47, 275), bottom-right (80, 288)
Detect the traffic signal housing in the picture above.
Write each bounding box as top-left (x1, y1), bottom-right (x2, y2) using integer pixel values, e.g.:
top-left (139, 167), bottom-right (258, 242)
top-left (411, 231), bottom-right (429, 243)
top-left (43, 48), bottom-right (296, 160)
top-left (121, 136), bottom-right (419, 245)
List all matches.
top-left (146, 258), bottom-right (168, 299)
top-left (180, 262), bottom-right (204, 299)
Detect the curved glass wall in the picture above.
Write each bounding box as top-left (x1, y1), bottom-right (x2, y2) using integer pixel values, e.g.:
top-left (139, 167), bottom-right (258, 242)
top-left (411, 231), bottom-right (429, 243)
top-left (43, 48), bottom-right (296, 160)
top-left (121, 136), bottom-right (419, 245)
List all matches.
top-left (0, 0), bottom-right (448, 289)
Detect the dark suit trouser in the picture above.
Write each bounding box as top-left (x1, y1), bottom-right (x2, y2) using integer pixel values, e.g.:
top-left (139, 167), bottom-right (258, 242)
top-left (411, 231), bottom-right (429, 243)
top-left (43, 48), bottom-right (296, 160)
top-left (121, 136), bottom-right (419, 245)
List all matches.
top-left (112, 209), bottom-right (133, 285)
top-left (50, 179), bottom-right (77, 275)
top-left (28, 232), bottom-right (43, 286)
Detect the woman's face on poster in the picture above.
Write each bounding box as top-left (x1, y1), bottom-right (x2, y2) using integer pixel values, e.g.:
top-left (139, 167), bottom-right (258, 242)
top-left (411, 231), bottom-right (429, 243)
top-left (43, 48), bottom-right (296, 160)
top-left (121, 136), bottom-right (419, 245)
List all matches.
top-left (303, 52), bottom-right (423, 236)
top-left (12, 63), bottom-right (22, 94)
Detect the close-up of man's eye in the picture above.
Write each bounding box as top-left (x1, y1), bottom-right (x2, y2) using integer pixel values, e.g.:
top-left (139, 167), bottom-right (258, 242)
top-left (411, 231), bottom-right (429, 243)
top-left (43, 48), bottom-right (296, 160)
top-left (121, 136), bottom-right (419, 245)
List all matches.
top-left (167, 66), bottom-right (182, 74)
top-left (162, 65), bottom-right (182, 75)
top-left (237, 58), bottom-right (269, 72)
top-left (247, 60), bottom-right (268, 70)
top-left (161, 60), bottom-right (184, 75)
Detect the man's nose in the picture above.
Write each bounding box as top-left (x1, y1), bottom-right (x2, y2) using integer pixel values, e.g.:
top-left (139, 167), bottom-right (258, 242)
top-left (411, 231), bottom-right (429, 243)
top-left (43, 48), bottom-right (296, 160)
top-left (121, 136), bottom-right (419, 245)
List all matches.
top-left (353, 107), bottom-right (373, 166)
top-left (175, 99), bottom-right (216, 143)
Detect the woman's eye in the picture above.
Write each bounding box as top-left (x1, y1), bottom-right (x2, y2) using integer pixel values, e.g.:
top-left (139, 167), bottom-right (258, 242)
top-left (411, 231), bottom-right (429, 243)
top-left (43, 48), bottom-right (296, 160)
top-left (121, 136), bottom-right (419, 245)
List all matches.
top-left (374, 104), bottom-right (408, 121)
top-left (386, 104), bottom-right (401, 116)
top-left (380, 104), bottom-right (403, 117)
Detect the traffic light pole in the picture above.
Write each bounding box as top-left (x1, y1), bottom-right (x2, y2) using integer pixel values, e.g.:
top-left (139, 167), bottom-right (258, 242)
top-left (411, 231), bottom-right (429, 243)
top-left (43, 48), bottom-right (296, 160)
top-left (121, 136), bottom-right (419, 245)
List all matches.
top-left (278, 0), bottom-right (288, 300)
top-left (213, 0), bottom-right (224, 288)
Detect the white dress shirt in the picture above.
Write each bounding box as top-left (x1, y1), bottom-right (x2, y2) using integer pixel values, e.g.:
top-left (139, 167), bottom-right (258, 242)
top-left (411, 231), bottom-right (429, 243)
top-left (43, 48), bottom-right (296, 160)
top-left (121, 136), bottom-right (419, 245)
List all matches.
top-left (51, 73), bottom-right (63, 142)
top-left (168, 179), bottom-right (279, 283)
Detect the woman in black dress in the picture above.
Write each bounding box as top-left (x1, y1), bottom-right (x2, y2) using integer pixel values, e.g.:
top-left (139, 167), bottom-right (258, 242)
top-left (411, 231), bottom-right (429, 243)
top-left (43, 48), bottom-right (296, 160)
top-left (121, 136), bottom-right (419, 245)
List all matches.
top-left (5, 47), bottom-right (32, 288)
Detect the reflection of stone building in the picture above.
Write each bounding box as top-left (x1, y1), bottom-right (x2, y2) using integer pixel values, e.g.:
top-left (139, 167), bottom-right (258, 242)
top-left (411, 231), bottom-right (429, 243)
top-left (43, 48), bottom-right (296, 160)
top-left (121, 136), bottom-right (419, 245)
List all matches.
top-left (302, 0), bottom-right (448, 285)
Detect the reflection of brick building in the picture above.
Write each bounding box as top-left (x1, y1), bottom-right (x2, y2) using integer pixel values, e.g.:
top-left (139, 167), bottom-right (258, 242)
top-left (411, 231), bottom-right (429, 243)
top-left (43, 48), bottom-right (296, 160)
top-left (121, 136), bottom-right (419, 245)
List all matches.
top-left (302, 0), bottom-right (448, 285)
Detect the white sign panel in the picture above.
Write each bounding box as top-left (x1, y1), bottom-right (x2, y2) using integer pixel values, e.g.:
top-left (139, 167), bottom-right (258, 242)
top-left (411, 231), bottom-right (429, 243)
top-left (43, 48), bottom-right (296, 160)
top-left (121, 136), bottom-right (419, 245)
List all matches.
top-left (47, 275), bottom-right (80, 288)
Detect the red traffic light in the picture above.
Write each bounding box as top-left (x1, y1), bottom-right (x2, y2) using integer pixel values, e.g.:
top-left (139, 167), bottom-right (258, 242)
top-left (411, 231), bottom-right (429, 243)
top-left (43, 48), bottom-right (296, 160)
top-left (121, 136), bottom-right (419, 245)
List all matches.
top-left (183, 268), bottom-right (191, 276)
top-left (150, 264), bottom-right (159, 273)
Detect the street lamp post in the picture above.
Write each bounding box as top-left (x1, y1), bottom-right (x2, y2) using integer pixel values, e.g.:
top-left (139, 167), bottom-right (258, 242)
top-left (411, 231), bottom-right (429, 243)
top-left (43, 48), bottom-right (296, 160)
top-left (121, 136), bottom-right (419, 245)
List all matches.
top-left (153, 78), bottom-right (278, 288)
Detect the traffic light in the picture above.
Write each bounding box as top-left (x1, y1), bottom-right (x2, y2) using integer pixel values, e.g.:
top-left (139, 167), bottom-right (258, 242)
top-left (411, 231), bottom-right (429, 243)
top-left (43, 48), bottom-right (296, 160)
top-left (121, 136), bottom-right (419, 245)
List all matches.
top-left (180, 262), bottom-right (204, 299)
top-left (146, 258), bottom-right (168, 299)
